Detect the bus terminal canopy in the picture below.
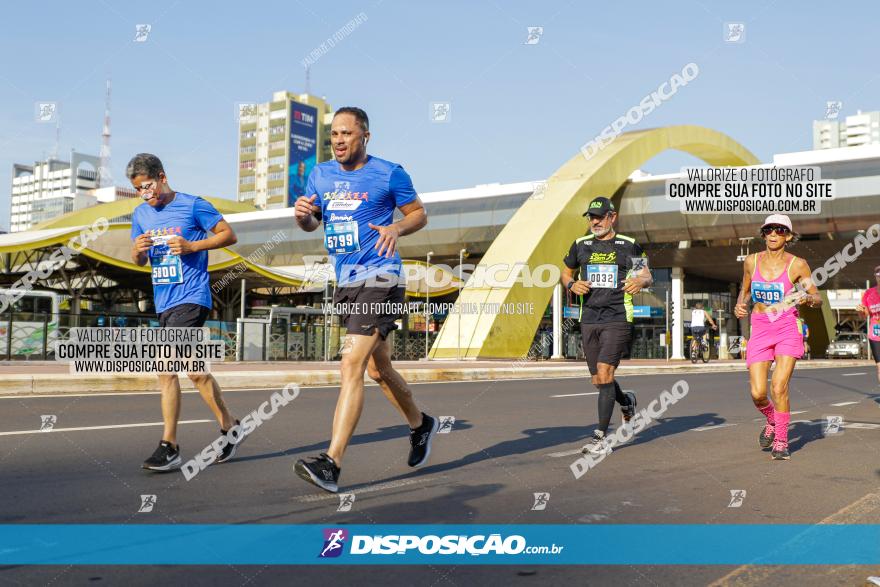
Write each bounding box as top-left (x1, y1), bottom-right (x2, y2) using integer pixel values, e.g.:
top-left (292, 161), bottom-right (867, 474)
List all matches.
top-left (0, 196), bottom-right (461, 297)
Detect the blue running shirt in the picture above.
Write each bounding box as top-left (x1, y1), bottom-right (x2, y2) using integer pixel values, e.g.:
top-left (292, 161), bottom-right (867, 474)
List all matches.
top-left (130, 192), bottom-right (224, 314)
top-left (307, 156), bottom-right (418, 286)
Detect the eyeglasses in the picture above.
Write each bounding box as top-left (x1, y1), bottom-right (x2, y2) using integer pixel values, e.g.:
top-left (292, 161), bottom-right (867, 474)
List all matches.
top-left (134, 181), bottom-right (156, 193)
top-left (761, 225), bottom-right (790, 236)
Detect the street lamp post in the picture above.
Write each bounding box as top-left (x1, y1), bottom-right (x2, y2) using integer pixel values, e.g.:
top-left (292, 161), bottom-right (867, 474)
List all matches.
top-left (425, 251), bottom-right (433, 360)
top-left (457, 248), bottom-right (467, 361)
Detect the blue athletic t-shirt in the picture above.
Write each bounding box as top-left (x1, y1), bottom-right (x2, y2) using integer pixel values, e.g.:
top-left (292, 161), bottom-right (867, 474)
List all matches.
top-left (307, 156), bottom-right (418, 286)
top-left (130, 192), bottom-right (224, 314)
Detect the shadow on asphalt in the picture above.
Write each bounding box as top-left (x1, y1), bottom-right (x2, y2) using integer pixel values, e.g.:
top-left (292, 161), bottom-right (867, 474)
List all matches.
top-left (232, 420), bottom-right (476, 464)
top-left (234, 482), bottom-right (504, 525)
top-left (367, 414), bottom-right (728, 488)
top-left (787, 420), bottom-right (827, 453)
top-left (615, 413), bottom-right (727, 451)
top-left (791, 373), bottom-right (877, 399)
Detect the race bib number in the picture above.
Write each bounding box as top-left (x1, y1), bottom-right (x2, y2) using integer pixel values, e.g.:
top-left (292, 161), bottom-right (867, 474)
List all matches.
top-left (149, 236), bottom-right (183, 285)
top-left (586, 264), bottom-right (618, 289)
top-left (751, 281), bottom-right (784, 305)
top-left (872, 322), bottom-right (879, 338)
top-left (325, 221), bottom-right (360, 254)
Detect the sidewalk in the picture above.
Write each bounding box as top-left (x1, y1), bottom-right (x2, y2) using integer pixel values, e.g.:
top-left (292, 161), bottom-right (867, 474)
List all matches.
top-left (0, 358), bottom-right (872, 395)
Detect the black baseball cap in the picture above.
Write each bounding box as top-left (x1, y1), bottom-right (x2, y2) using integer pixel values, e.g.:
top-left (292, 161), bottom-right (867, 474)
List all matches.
top-left (583, 196), bottom-right (615, 217)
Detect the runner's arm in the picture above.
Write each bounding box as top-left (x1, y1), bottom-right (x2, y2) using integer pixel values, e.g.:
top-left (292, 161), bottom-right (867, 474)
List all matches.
top-left (131, 235), bottom-right (151, 266)
top-left (856, 291), bottom-right (868, 317)
top-left (295, 194), bottom-right (321, 232)
top-left (561, 242), bottom-right (590, 294)
top-left (792, 258), bottom-right (821, 307)
top-left (393, 198), bottom-right (428, 236)
top-left (186, 219), bottom-right (237, 253)
top-left (295, 172), bottom-right (322, 232)
top-left (370, 198), bottom-right (428, 258)
top-left (734, 256), bottom-right (753, 318)
top-left (130, 217), bottom-right (150, 266)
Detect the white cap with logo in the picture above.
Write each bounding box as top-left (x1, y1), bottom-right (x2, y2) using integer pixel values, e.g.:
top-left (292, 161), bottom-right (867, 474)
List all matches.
top-left (761, 214), bottom-right (793, 231)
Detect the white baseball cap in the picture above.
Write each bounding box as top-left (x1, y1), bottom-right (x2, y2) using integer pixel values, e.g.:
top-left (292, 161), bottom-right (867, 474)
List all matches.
top-left (761, 214), bottom-right (792, 231)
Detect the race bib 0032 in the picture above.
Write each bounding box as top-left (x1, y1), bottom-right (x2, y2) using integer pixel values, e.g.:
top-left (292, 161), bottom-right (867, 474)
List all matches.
top-left (586, 264), bottom-right (618, 289)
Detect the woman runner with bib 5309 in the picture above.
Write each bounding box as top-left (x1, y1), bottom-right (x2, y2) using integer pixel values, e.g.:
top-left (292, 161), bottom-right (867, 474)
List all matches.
top-left (734, 214), bottom-right (822, 460)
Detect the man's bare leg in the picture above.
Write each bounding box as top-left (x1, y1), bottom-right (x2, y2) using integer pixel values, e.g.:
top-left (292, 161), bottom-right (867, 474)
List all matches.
top-left (367, 338), bottom-right (422, 428)
top-left (159, 373), bottom-right (182, 445)
top-left (188, 372), bottom-right (235, 430)
top-left (326, 333), bottom-right (381, 466)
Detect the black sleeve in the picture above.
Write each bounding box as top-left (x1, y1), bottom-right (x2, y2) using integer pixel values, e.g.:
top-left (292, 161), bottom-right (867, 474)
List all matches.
top-left (627, 241), bottom-right (647, 272)
top-left (563, 241), bottom-right (579, 269)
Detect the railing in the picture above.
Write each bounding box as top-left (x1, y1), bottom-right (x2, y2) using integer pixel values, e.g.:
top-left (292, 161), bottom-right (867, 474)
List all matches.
top-left (1, 310), bottom-right (664, 362)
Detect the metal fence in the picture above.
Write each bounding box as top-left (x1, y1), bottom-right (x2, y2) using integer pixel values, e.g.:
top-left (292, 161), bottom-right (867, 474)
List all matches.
top-left (1, 310), bottom-right (593, 363)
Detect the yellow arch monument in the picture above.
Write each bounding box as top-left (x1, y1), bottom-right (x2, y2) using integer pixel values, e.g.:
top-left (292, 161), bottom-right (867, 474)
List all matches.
top-left (429, 125), bottom-right (760, 359)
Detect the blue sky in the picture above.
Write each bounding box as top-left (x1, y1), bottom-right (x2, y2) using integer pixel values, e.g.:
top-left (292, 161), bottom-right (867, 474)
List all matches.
top-left (1, 0), bottom-right (878, 231)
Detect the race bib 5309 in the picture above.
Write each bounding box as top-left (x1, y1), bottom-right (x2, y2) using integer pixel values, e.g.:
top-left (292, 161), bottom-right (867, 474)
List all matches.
top-left (751, 281), bottom-right (784, 305)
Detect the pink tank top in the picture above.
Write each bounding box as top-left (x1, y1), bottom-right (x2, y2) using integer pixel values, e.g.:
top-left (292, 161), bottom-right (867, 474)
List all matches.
top-left (863, 287), bottom-right (880, 341)
top-left (751, 252), bottom-right (798, 319)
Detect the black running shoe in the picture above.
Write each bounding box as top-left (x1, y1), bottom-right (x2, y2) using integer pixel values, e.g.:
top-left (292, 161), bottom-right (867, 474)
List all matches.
top-left (759, 424), bottom-right (775, 450)
top-left (621, 391), bottom-right (637, 425)
top-left (408, 413), bottom-right (439, 468)
top-left (142, 440), bottom-right (182, 472)
top-left (294, 453), bottom-right (340, 493)
top-left (216, 420), bottom-right (246, 464)
top-left (770, 440), bottom-right (790, 460)
top-left (581, 430), bottom-right (612, 456)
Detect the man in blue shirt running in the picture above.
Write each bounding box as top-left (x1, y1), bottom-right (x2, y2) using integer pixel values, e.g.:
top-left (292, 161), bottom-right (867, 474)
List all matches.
top-left (293, 107), bottom-right (438, 493)
top-left (128, 153), bottom-right (242, 472)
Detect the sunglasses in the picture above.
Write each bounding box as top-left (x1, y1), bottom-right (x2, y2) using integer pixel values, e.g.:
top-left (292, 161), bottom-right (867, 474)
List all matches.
top-left (761, 225), bottom-right (790, 236)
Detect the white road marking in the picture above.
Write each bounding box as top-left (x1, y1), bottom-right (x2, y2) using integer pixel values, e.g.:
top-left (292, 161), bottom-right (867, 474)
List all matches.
top-left (0, 388), bottom-right (276, 399)
top-left (842, 372), bottom-right (866, 376)
top-left (551, 392), bottom-right (599, 398)
top-left (296, 475), bottom-right (445, 502)
top-left (0, 376), bottom-right (592, 400)
top-left (692, 423), bottom-right (737, 432)
top-left (0, 419), bottom-right (212, 437)
top-left (831, 401), bottom-right (858, 407)
top-left (548, 448), bottom-right (586, 458)
top-left (709, 490), bottom-right (880, 586)
top-left (846, 422), bottom-right (880, 430)
top-left (752, 410), bottom-right (807, 422)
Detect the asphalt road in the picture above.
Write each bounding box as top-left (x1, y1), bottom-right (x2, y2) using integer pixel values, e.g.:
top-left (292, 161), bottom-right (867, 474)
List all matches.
top-left (2, 366), bottom-right (880, 586)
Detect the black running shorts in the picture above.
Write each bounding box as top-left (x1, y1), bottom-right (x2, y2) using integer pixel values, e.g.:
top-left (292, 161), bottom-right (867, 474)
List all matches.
top-left (158, 303), bottom-right (210, 328)
top-left (334, 283), bottom-right (405, 339)
top-left (580, 322), bottom-right (633, 374)
top-left (871, 339), bottom-right (880, 363)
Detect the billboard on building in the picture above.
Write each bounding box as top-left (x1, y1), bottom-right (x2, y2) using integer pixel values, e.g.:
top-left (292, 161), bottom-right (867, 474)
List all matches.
top-left (288, 101), bottom-right (318, 207)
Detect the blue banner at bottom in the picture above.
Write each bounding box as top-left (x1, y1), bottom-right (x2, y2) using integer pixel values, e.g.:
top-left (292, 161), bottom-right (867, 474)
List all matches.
top-left (2, 524), bottom-right (879, 565)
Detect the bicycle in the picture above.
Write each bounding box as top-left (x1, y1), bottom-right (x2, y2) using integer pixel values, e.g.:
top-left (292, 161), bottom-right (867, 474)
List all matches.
top-left (690, 332), bottom-right (710, 363)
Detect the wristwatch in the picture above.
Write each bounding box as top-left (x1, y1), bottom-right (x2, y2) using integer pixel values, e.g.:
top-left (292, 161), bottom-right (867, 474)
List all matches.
top-left (566, 280), bottom-right (575, 291)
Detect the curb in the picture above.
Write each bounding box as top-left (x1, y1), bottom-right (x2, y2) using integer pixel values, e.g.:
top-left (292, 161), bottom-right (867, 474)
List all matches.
top-left (0, 360), bottom-right (871, 396)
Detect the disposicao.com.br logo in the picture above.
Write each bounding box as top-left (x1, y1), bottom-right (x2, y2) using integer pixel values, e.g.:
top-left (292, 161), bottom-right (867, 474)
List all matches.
top-left (318, 528), bottom-right (563, 558)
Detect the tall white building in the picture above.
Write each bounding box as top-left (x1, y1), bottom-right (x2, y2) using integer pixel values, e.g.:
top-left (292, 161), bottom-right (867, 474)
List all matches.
top-left (10, 151), bottom-right (135, 232)
top-left (237, 91), bottom-right (334, 210)
top-left (813, 110), bottom-right (880, 150)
